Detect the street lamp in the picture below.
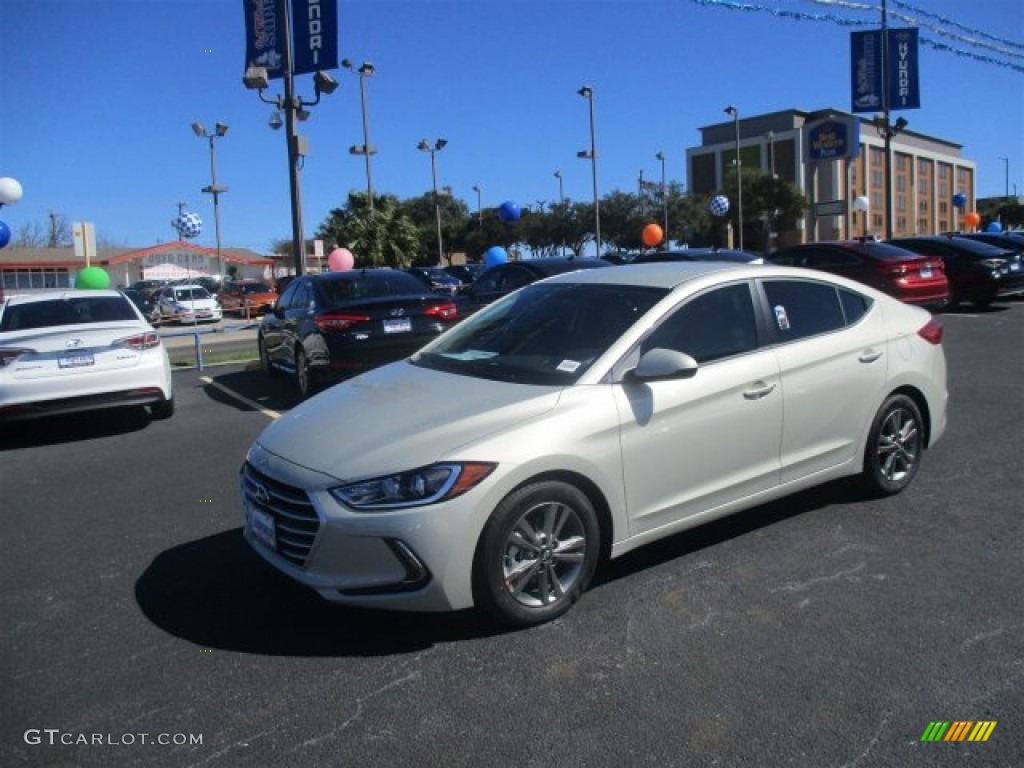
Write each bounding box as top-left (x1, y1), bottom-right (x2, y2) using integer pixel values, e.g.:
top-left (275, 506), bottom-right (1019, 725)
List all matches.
top-left (724, 105), bottom-right (743, 250)
top-left (190, 121), bottom-right (229, 278)
top-left (418, 138), bottom-right (447, 264)
top-left (577, 85), bottom-right (601, 258)
top-left (655, 151), bottom-right (668, 245)
top-left (1001, 156), bottom-right (1010, 199)
top-left (873, 114), bottom-right (908, 240)
top-left (342, 59), bottom-right (376, 211)
top-left (471, 184), bottom-right (482, 227)
top-left (242, 2), bottom-right (339, 277)
top-left (554, 170), bottom-right (566, 257)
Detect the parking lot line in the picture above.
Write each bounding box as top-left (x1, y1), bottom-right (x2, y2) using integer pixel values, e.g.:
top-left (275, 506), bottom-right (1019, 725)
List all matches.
top-left (200, 375), bottom-right (281, 420)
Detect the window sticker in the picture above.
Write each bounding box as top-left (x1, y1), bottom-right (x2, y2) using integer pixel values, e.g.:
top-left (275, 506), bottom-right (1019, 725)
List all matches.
top-left (774, 305), bottom-right (791, 331)
top-left (557, 360), bottom-right (582, 373)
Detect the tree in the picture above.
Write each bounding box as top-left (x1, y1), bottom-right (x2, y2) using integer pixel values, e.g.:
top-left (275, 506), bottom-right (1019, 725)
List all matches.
top-left (315, 192), bottom-right (421, 268)
top-left (14, 213), bottom-right (71, 247)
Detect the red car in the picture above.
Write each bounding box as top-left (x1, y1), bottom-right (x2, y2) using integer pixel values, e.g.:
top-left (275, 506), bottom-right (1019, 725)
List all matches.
top-left (768, 239), bottom-right (949, 308)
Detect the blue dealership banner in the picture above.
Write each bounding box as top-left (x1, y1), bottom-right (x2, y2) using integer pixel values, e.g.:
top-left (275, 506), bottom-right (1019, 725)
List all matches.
top-left (850, 28), bottom-right (920, 113)
top-left (243, 0), bottom-right (337, 79)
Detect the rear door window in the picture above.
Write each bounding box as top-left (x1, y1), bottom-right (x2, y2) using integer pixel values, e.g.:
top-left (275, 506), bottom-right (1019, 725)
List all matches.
top-left (762, 280), bottom-right (849, 341)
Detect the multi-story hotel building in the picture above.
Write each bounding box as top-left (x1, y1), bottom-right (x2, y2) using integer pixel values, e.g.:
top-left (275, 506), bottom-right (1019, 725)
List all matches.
top-left (686, 107), bottom-right (977, 247)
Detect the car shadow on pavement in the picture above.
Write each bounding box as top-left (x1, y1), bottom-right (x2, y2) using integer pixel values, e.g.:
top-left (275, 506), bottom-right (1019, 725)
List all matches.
top-left (0, 407), bottom-right (152, 450)
top-left (134, 529), bottom-right (505, 657)
top-left (592, 477), bottom-right (865, 591)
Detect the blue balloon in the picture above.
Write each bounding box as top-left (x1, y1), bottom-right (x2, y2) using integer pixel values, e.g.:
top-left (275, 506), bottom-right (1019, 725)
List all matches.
top-left (0, 220), bottom-right (9, 249)
top-left (484, 246), bottom-right (508, 267)
top-left (952, 192), bottom-right (967, 209)
top-left (498, 201), bottom-right (521, 222)
top-left (986, 221), bottom-right (1003, 233)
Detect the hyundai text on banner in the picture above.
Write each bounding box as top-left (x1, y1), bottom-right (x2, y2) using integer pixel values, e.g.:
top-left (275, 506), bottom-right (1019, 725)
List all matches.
top-left (243, 0), bottom-right (337, 79)
top-left (850, 28), bottom-right (920, 113)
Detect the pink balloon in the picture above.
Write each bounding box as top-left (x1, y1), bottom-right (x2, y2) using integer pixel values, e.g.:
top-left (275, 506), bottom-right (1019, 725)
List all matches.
top-left (327, 248), bottom-right (354, 271)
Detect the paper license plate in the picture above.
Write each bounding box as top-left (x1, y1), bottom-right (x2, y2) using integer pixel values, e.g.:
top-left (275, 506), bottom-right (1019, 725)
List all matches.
top-left (919, 268), bottom-right (933, 278)
top-left (383, 318), bottom-right (412, 334)
top-left (247, 504), bottom-right (277, 550)
top-left (58, 351), bottom-right (95, 368)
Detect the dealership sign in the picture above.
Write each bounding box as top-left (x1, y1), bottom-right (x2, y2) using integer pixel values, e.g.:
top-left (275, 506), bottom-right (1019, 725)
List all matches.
top-left (243, 0), bottom-right (338, 79)
top-left (803, 115), bottom-right (861, 163)
top-left (850, 28), bottom-right (920, 113)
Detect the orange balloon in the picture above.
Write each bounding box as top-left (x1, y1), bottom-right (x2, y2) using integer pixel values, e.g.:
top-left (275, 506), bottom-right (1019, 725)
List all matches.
top-left (642, 223), bottom-right (664, 247)
top-left (964, 211), bottom-right (980, 228)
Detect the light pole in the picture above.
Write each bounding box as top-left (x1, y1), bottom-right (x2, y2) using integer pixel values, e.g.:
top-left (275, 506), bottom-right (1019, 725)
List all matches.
top-left (655, 151), bottom-right (668, 245)
top-left (191, 121), bottom-right (229, 278)
top-left (1001, 156), bottom-right (1010, 199)
top-left (418, 138), bottom-right (447, 264)
top-left (874, 114), bottom-right (908, 240)
top-left (554, 170), bottom-right (566, 257)
top-left (342, 59), bottom-right (376, 211)
top-left (472, 184), bottom-right (482, 227)
top-left (242, 0), bottom-right (339, 276)
top-left (577, 85), bottom-right (601, 258)
top-left (724, 105), bottom-right (743, 250)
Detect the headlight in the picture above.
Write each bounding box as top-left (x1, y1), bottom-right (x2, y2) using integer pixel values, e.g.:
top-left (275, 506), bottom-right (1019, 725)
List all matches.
top-left (329, 462), bottom-right (496, 511)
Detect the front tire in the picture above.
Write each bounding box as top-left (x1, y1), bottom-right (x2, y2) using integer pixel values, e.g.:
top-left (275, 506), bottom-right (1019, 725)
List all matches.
top-left (258, 335), bottom-right (276, 375)
top-left (862, 394), bottom-right (923, 496)
top-left (473, 480), bottom-right (600, 627)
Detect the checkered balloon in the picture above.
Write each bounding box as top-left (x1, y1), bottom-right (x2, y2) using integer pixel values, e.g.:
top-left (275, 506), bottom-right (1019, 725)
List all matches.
top-left (174, 211), bottom-right (203, 239)
top-left (709, 195), bottom-right (730, 217)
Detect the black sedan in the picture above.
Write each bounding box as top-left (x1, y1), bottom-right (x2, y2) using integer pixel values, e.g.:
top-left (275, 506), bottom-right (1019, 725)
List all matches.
top-left (456, 257), bottom-right (613, 316)
top-left (258, 270), bottom-right (458, 397)
top-left (887, 235), bottom-right (1024, 308)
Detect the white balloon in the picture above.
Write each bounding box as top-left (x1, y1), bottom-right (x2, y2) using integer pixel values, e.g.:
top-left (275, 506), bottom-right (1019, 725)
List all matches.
top-left (0, 177), bottom-right (24, 206)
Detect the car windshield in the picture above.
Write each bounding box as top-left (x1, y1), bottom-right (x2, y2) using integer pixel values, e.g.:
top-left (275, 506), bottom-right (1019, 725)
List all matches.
top-left (317, 272), bottom-right (428, 305)
top-left (413, 282), bottom-right (666, 385)
top-left (174, 287), bottom-right (211, 301)
top-left (1, 296), bottom-right (137, 331)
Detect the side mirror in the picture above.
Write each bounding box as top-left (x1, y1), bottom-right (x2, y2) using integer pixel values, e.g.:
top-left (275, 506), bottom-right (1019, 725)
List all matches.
top-left (626, 348), bottom-right (699, 382)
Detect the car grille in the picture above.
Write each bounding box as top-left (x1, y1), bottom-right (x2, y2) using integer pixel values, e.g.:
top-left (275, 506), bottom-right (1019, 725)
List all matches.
top-left (241, 462), bottom-right (320, 566)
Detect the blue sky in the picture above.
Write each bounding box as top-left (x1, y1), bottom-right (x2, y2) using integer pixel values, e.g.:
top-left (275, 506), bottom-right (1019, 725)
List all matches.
top-left (1, 0), bottom-right (1021, 255)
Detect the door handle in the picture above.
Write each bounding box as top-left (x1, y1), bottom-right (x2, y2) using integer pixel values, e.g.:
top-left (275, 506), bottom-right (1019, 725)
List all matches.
top-left (743, 381), bottom-right (776, 400)
top-left (858, 349), bottom-right (883, 363)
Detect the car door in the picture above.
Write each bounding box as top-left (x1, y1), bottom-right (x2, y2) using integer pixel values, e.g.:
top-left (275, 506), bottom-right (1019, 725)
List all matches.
top-left (614, 281), bottom-right (783, 537)
top-left (759, 278), bottom-right (888, 483)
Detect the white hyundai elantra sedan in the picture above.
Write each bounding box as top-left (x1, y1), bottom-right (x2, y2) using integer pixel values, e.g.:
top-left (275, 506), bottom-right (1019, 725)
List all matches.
top-left (241, 263), bottom-right (947, 627)
top-left (0, 289), bottom-right (174, 421)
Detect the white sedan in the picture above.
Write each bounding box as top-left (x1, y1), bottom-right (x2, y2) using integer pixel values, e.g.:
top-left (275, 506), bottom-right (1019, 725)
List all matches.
top-left (155, 283), bottom-right (223, 324)
top-left (0, 289), bottom-right (174, 421)
top-left (241, 263), bottom-right (947, 627)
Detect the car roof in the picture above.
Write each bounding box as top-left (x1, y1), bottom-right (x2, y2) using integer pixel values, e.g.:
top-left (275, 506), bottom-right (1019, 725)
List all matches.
top-left (500, 257), bottom-right (613, 276)
top-left (2, 289), bottom-right (127, 306)
top-left (890, 235), bottom-right (1012, 255)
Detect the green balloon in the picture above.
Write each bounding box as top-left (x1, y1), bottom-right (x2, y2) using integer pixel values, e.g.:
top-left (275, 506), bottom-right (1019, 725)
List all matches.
top-left (75, 266), bottom-right (111, 290)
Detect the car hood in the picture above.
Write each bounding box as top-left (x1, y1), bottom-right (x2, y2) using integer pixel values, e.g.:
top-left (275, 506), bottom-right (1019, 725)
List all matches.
top-left (255, 361), bottom-right (562, 482)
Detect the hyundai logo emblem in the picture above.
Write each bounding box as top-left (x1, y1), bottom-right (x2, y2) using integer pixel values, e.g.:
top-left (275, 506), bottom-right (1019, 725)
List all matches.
top-left (389, 308), bottom-right (406, 317)
top-left (253, 483), bottom-right (271, 506)
top-left (66, 338), bottom-right (86, 348)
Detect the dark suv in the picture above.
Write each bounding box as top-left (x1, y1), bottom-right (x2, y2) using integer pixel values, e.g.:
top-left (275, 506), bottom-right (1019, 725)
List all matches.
top-left (258, 269), bottom-right (458, 397)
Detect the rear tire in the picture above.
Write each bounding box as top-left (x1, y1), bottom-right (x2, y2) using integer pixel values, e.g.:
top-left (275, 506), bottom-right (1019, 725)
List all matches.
top-left (473, 480), bottom-right (599, 627)
top-left (861, 394), bottom-right (923, 496)
top-left (295, 348), bottom-right (315, 398)
top-left (150, 396), bottom-right (175, 420)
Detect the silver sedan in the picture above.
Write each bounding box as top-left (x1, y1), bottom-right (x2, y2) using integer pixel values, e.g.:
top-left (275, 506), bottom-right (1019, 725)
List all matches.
top-left (241, 262), bottom-right (947, 627)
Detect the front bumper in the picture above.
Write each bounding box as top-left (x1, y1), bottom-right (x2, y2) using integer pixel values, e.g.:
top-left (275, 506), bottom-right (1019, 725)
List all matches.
top-left (239, 451), bottom-right (485, 613)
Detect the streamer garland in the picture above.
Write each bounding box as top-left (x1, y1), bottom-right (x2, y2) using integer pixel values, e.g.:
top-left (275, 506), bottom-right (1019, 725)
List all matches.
top-left (686, 0), bottom-right (1024, 73)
